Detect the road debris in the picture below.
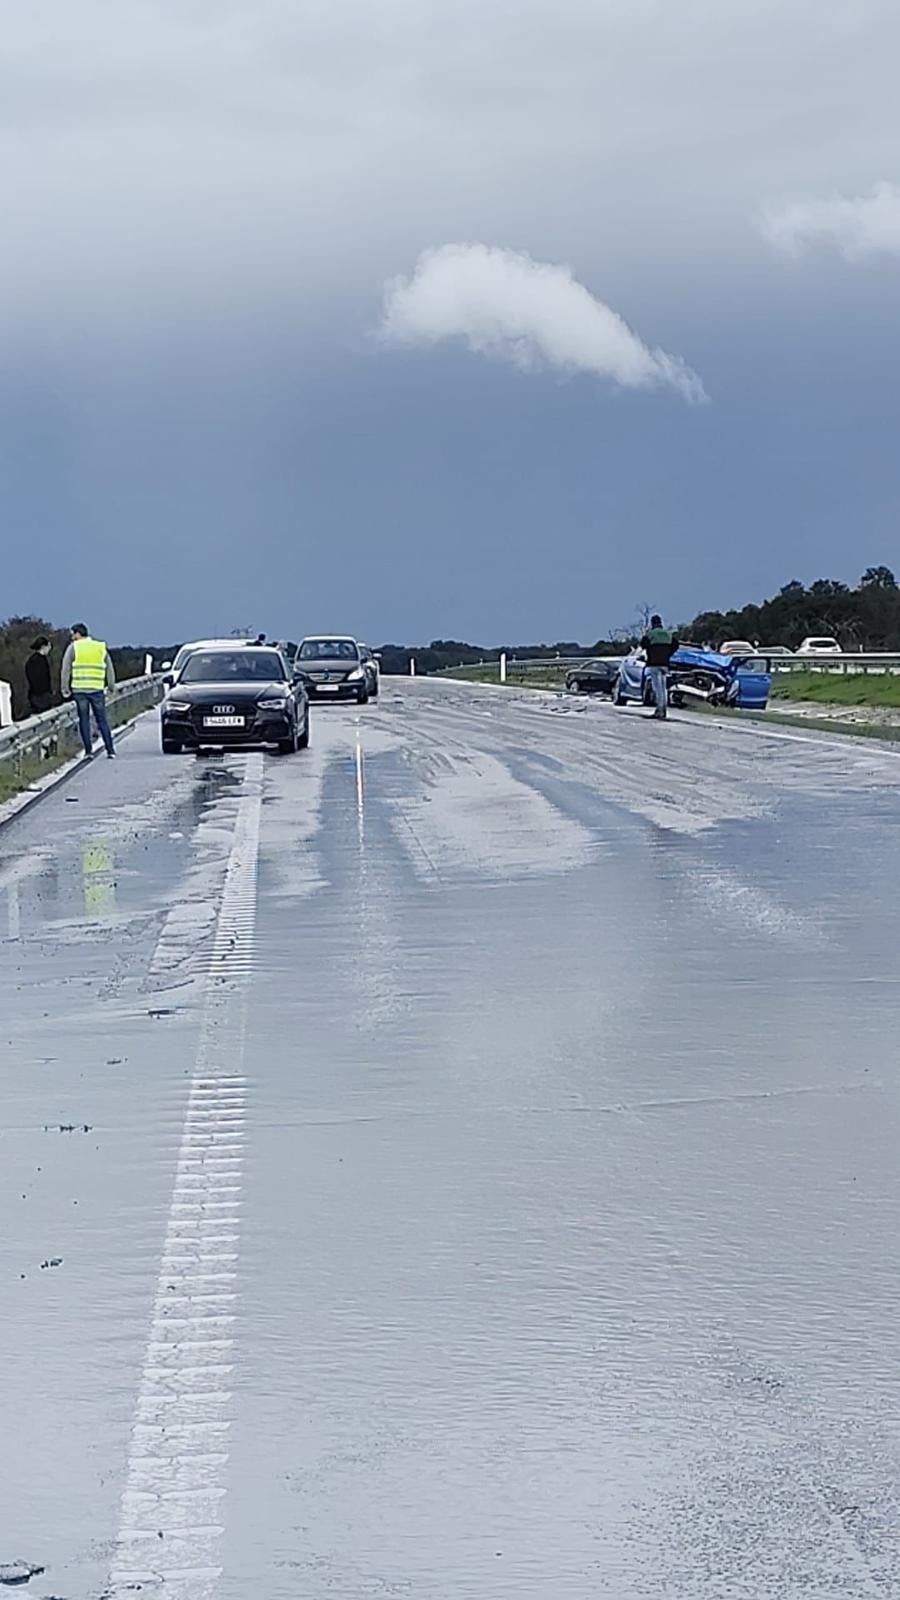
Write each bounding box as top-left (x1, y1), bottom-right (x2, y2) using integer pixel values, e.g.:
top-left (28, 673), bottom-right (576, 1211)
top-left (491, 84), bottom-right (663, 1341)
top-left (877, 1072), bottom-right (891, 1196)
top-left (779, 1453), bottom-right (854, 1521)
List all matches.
top-left (0, 1563), bottom-right (45, 1586)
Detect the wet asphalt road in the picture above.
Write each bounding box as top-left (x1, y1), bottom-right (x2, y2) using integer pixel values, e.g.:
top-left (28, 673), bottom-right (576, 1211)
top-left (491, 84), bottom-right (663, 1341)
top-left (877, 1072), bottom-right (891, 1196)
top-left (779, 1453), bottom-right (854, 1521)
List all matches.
top-left (3, 680), bottom-right (900, 1598)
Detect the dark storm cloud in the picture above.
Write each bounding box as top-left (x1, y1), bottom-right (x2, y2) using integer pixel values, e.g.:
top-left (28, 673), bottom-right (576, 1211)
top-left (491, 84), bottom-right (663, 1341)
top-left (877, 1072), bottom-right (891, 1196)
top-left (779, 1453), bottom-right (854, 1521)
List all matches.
top-left (2, 1), bottom-right (900, 641)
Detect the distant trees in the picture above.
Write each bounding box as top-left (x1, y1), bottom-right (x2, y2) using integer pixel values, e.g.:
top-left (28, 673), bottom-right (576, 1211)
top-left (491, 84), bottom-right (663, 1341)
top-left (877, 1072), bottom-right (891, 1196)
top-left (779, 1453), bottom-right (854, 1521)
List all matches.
top-left (686, 568), bottom-right (899, 651)
top-left (0, 615), bottom-right (70, 720)
top-left (378, 636), bottom-right (628, 675)
top-left (0, 615), bottom-right (179, 719)
top-left (380, 569), bottom-right (900, 675)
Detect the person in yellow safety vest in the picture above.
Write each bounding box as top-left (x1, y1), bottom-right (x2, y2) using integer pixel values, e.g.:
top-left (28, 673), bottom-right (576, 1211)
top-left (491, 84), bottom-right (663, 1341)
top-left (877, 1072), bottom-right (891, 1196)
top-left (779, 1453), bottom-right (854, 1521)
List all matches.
top-left (60, 624), bottom-right (117, 759)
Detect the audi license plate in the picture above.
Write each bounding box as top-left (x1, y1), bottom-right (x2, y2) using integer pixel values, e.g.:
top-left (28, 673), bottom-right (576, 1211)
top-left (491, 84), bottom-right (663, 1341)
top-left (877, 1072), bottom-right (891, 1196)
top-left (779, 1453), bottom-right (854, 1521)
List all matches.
top-left (204, 715), bottom-right (244, 727)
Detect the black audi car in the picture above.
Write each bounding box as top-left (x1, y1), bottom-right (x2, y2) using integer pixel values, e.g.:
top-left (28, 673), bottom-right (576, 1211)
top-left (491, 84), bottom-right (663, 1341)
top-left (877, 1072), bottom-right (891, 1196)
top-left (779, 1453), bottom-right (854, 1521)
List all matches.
top-left (565, 658), bottom-right (621, 696)
top-left (160, 647), bottom-right (309, 754)
top-left (293, 636), bottom-right (370, 703)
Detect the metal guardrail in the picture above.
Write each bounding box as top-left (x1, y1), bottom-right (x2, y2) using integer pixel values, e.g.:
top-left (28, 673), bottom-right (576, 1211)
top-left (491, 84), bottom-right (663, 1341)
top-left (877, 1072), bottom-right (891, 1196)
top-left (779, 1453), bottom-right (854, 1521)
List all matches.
top-left (448, 651), bottom-right (900, 682)
top-left (503, 656), bottom-right (597, 669)
top-left (440, 656), bottom-right (607, 683)
top-left (0, 675), bottom-right (163, 790)
top-left (769, 653), bottom-right (900, 674)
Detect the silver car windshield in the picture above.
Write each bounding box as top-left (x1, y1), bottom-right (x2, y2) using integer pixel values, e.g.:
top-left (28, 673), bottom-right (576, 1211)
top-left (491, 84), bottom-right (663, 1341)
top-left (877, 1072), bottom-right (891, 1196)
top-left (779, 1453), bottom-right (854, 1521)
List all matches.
top-left (299, 639), bottom-right (358, 661)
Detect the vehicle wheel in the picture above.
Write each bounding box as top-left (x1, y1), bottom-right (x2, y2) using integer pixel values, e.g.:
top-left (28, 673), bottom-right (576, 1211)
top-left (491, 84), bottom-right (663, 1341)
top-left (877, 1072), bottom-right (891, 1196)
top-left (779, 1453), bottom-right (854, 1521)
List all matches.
top-left (570, 679), bottom-right (582, 694)
top-left (356, 686), bottom-right (369, 705)
top-left (298, 721), bottom-right (310, 749)
top-left (670, 692), bottom-right (685, 709)
top-left (161, 736), bottom-right (182, 754)
top-left (614, 686), bottom-right (627, 706)
top-left (278, 728), bottom-right (299, 755)
top-left (370, 682), bottom-right (379, 698)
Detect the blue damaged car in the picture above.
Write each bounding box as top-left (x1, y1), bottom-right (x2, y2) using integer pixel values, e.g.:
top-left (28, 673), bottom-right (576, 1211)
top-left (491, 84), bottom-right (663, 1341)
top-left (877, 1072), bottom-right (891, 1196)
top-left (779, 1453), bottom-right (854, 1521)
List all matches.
top-left (614, 645), bottom-right (772, 711)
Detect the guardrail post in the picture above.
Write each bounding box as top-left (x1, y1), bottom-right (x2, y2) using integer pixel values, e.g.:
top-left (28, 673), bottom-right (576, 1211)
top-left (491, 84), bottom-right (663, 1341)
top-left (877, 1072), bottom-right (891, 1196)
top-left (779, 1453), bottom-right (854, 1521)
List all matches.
top-left (499, 651), bottom-right (507, 684)
top-left (0, 681), bottom-right (11, 728)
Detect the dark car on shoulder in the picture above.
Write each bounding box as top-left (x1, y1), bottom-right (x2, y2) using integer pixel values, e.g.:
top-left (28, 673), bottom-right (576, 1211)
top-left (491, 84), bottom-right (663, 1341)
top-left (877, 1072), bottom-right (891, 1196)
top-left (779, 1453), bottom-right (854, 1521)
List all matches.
top-left (160, 647), bottom-right (309, 754)
top-left (294, 636), bottom-right (370, 703)
top-left (565, 658), bottom-right (620, 696)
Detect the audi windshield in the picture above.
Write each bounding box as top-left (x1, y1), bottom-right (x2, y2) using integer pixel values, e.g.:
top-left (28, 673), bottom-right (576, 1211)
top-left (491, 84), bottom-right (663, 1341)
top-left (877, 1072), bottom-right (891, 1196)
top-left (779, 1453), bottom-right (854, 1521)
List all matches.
top-left (180, 651), bottom-right (287, 683)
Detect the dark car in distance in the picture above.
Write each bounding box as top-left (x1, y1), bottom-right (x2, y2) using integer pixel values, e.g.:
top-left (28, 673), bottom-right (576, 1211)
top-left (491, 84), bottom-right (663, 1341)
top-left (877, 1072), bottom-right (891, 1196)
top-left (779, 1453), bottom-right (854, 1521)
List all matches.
top-left (160, 647), bottom-right (309, 754)
top-left (294, 636), bottom-right (370, 703)
top-left (565, 658), bottom-right (621, 697)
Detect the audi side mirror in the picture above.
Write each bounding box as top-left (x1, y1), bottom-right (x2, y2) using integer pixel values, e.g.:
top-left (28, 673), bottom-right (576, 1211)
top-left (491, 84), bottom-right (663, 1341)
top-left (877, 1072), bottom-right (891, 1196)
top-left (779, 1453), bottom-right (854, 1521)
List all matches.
top-left (162, 674), bottom-right (174, 689)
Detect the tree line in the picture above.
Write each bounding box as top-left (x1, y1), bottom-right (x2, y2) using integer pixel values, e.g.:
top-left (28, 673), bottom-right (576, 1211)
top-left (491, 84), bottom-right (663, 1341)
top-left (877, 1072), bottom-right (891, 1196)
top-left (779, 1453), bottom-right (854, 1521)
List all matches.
top-left (0, 615), bottom-right (179, 720)
top-left (381, 567), bottom-right (900, 673)
top-left (688, 567), bottom-right (900, 652)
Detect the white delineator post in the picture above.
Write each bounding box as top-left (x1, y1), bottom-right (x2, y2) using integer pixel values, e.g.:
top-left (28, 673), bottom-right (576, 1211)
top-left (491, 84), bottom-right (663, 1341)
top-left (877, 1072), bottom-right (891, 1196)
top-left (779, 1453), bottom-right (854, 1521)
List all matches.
top-left (0, 681), bottom-right (12, 727)
top-left (410, 657), bottom-right (416, 676)
top-left (499, 652), bottom-right (507, 684)
top-left (144, 653), bottom-right (153, 676)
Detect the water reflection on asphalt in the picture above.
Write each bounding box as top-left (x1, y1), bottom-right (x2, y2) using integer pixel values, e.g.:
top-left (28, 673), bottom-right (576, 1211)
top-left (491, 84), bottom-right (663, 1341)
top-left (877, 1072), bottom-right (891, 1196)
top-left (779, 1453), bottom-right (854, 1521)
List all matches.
top-left (3, 690), bottom-right (900, 1597)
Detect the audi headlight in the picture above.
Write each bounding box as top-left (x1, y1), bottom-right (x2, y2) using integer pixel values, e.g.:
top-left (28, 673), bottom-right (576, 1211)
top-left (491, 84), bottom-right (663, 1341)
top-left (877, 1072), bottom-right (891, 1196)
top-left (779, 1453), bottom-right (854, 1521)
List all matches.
top-left (346, 666), bottom-right (364, 681)
top-left (260, 695), bottom-right (288, 710)
top-left (165, 700), bottom-right (191, 713)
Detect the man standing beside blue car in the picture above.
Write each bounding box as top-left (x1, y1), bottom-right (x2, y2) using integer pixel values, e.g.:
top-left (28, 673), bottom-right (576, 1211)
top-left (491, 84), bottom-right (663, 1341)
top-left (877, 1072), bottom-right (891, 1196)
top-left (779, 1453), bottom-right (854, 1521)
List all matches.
top-left (641, 615), bottom-right (679, 720)
top-left (60, 623), bottom-right (117, 759)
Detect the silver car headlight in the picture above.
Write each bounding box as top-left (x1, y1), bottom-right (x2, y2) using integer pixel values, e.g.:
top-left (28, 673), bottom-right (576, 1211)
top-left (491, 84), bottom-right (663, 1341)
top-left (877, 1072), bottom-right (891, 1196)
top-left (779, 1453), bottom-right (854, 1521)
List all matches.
top-left (346, 666), bottom-right (365, 681)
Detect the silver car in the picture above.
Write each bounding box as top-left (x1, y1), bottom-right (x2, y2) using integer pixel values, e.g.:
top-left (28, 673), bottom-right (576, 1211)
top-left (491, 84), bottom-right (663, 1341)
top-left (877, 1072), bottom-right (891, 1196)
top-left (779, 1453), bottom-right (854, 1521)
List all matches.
top-left (294, 636), bottom-right (370, 703)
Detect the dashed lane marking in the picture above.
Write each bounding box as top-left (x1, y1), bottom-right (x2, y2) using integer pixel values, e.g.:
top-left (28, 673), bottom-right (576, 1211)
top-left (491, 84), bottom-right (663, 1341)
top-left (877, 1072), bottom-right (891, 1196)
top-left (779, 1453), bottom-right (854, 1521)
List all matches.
top-left (107, 751), bottom-right (263, 1600)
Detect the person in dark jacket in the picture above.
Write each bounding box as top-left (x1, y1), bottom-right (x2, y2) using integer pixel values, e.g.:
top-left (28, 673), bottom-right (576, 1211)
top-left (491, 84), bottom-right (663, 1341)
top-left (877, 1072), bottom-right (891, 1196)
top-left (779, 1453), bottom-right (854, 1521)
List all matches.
top-left (640, 615), bottom-right (679, 720)
top-left (25, 637), bottom-right (53, 715)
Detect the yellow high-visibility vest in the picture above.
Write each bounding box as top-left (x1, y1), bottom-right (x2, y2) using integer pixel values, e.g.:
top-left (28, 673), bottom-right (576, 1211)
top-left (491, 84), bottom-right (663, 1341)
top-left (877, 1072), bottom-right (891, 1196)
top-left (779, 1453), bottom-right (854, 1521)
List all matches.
top-left (71, 637), bottom-right (108, 691)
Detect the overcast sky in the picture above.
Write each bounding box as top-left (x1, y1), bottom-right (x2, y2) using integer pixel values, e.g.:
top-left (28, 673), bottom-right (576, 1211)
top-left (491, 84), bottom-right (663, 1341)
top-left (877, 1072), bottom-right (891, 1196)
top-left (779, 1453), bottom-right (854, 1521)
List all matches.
top-left (2, 0), bottom-right (899, 644)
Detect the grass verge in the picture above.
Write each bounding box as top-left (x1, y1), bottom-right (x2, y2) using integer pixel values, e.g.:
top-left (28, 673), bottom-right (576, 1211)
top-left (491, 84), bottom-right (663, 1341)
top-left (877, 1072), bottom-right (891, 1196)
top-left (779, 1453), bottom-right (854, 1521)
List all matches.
top-left (695, 701), bottom-right (900, 744)
top-left (772, 671), bottom-right (900, 707)
top-left (750, 708), bottom-right (900, 743)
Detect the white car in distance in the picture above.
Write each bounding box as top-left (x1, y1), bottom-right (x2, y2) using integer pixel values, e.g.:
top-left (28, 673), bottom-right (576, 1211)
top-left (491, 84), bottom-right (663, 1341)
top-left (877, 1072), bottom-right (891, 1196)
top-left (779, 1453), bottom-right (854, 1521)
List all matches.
top-left (796, 637), bottom-right (842, 656)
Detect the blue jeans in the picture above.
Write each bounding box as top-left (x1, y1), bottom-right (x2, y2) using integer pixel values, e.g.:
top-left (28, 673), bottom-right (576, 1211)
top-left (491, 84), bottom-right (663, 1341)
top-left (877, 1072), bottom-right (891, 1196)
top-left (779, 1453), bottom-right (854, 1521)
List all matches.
top-left (74, 691), bottom-right (114, 755)
top-left (646, 666), bottom-right (668, 715)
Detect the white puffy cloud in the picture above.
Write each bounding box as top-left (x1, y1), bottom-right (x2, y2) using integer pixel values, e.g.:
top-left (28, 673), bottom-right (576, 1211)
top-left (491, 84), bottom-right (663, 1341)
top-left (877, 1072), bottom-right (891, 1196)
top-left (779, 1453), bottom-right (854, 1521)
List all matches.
top-left (762, 181), bottom-right (900, 259)
top-left (379, 244), bottom-right (706, 403)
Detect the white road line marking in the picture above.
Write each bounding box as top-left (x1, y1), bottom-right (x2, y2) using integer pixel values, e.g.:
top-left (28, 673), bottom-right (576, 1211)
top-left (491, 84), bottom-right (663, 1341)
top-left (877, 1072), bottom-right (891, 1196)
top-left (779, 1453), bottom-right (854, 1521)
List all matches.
top-left (147, 1338), bottom-right (234, 1351)
top-left (107, 752), bottom-right (262, 1599)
